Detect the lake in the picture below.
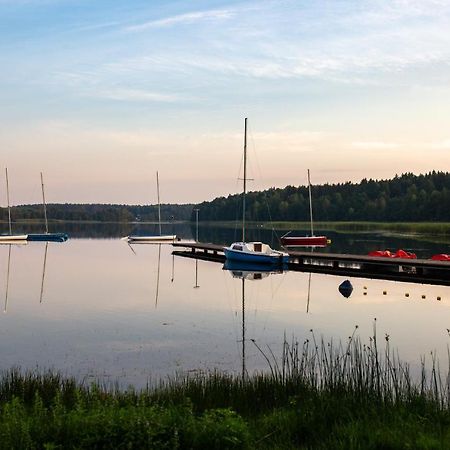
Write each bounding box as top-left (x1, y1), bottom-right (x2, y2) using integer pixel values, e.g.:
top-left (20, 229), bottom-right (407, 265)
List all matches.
top-left (0, 222), bottom-right (449, 388)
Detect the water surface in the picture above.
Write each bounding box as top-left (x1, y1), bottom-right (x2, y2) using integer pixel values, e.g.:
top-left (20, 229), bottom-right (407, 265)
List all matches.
top-left (0, 224), bottom-right (449, 388)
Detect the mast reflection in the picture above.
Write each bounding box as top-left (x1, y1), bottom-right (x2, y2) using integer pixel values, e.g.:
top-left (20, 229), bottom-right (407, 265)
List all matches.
top-left (4, 244), bottom-right (11, 313)
top-left (39, 242), bottom-right (48, 303)
top-left (1, 241), bottom-right (28, 312)
top-left (222, 260), bottom-right (287, 379)
top-left (194, 259), bottom-right (200, 288)
top-left (127, 242), bottom-right (168, 308)
top-left (155, 244), bottom-right (161, 308)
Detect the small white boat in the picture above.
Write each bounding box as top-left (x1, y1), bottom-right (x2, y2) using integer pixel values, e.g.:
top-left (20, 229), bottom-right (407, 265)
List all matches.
top-left (224, 119), bottom-right (289, 265)
top-left (124, 171), bottom-right (177, 243)
top-left (0, 236), bottom-right (28, 244)
top-left (127, 234), bottom-right (176, 243)
top-left (1, 168), bottom-right (28, 241)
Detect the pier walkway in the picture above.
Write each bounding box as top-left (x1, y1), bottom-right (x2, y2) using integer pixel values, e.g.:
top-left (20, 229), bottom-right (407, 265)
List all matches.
top-left (172, 241), bottom-right (450, 286)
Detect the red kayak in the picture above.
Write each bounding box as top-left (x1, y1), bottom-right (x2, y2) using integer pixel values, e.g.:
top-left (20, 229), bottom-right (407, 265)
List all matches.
top-left (281, 235), bottom-right (329, 247)
top-left (430, 254), bottom-right (450, 261)
top-left (368, 249), bottom-right (417, 259)
top-left (368, 250), bottom-right (392, 257)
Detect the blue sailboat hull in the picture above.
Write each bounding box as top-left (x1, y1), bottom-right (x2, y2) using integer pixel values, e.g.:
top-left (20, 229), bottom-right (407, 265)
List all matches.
top-left (224, 247), bottom-right (289, 265)
top-left (27, 233), bottom-right (69, 242)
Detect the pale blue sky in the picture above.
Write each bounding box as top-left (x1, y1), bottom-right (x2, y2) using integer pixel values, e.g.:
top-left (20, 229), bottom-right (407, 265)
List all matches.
top-left (1, 0), bottom-right (450, 204)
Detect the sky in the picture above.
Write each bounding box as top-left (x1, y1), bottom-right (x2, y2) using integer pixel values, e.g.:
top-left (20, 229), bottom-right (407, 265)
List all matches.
top-left (1, 0), bottom-right (450, 205)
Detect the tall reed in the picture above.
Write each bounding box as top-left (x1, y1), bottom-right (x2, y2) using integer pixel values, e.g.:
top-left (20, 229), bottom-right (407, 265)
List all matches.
top-left (253, 321), bottom-right (450, 411)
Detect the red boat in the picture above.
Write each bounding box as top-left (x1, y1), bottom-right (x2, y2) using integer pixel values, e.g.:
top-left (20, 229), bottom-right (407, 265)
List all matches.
top-left (281, 170), bottom-right (330, 248)
top-left (281, 235), bottom-right (329, 247)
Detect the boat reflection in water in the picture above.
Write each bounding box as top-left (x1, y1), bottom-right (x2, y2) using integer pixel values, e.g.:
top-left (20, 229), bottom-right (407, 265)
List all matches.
top-left (222, 259), bottom-right (287, 280)
top-left (222, 259), bottom-right (287, 378)
top-left (2, 241), bottom-right (52, 312)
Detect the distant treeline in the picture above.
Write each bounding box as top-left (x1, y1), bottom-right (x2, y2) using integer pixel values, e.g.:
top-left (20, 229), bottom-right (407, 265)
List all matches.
top-left (2, 172), bottom-right (449, 223)
top-left (192, 171), bottom-right (450, 222)
top-left (0, 203), bottom-right (194, 222)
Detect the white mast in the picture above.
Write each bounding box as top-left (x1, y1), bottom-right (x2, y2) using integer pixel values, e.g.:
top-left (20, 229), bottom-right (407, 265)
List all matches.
top-left (307, 169), bottom-right (314, 236)
top-left (40, 172), bottom-right (49, 234)
top-left (5, 168), bottom-right (12, 236)
top-left (156, 171), bottom-right (162, 236)
top-left (242, 118), bottom-right (247, 243)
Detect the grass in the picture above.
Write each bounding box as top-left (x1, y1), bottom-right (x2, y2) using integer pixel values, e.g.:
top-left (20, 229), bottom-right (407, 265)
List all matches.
top-left (1, 326), bottom-right (450, 448)
top-left (198, 220), bottom-right (450, 236)
top-left (270, 221), bottom-right (450, 236)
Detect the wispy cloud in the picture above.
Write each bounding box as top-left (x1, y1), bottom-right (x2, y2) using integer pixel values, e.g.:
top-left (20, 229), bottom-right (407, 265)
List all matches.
top-left (352, 141), bottom-right (401, 150)
top-left (125, 8), bottom-right (235, 32)
top-left (91, 88), bottom-right (189, 103)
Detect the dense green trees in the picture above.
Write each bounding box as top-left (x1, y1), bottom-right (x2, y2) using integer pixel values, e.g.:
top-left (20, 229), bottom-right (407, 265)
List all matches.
top-left (193, 171), bottom-right (450, 222)
top-left (1, 172), bottom-right (448, 223)
top-left (0, 203), bottom-right (193, 223)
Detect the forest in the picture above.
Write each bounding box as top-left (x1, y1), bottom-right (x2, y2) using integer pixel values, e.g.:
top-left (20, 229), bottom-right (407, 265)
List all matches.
top-left (0, 203), bottom-right (194, 223)
top-left (1, 171), bottom-right (449, 223)
top-left (192, 171), bottom-right (450, 222)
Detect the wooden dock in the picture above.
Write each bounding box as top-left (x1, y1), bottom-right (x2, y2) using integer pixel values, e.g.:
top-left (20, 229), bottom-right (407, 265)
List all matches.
top-left (172, 241), bottom-right (450, 286)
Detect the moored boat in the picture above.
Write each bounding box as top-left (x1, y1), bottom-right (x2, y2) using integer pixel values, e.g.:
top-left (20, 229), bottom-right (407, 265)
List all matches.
top-left (224, 241), bottom-right (289, 264)
top-left (27, 233), bottom-right (69, 242)
top-left (127, 234), bottom-right (176, 243)
top-left (280, 170), bottom-right (329, 248)
top-left (280, 235), bottom-right (328, 247)
top-left (224, 118), bottom-right (289, 266)
top-left (26, 173), bottom-right (69, 243)
top-left (124, 171), bottom-right (177, 243)
top-left (2, 168), bottom-right (28, 241)
top-left (0, 234), bottom-right (28, 241)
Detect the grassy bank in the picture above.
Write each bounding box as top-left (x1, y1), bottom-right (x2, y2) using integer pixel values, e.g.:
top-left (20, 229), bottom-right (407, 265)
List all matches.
top-left (270, 221), bottom-right (450, 236)
top-left (198, 220), bottom-right (450, 236)
top-left (1, 328), bottom-right (450, 449)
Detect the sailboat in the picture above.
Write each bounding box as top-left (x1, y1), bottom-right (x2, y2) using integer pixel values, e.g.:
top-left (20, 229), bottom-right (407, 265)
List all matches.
top-left (27, 172), bottom-right (69, 242)
top-left (224, 119), bottom-right (289, 265)
top-left (0, 168), bottom-right (28, 241)
top-left (125, 171), bottom-right (177, 243)
top-left (280, 169), bottom-right (329, 247)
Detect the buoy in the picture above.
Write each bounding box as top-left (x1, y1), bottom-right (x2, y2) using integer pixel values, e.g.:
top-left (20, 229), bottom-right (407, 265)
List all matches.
top-left (338, 280), bottom-right (353, 298)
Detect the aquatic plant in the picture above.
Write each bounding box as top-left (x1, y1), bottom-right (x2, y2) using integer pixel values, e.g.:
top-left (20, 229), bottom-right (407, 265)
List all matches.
top-left (0, 325), bottom-right (450, 448)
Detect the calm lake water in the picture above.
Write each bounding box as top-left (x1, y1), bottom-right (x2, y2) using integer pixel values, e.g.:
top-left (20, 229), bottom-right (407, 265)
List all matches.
top-left (0, 223), bottom-right (449, 388)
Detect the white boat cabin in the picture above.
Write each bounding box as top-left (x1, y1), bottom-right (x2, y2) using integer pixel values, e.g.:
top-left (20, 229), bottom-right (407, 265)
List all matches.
top-left (230, 242), bottom-right (278, 255)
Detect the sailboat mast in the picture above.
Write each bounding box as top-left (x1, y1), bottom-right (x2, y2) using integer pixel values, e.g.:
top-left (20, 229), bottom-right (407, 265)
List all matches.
top-left (307, 169), bottom-right (314, 236)
top-left (156, 171), bottom-right (162, 236)
top-left (40, 172), bottom-right (49, 234)
top-left (242, 118), bottom-right (247, 242)
top-left (5, 168), bottom-right (12, 236)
